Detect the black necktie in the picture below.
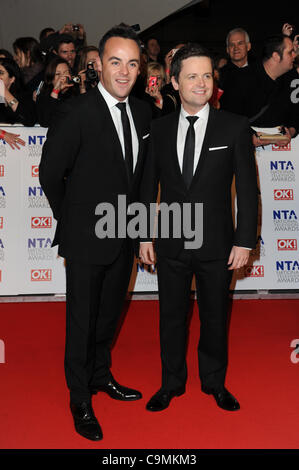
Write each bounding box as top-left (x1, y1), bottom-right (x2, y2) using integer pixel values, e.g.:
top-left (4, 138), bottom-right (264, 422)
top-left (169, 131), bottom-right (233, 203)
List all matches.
top-left (182, 116), bottom-right (198, 189)
top-left (116, 102), bottom-right (133, 182)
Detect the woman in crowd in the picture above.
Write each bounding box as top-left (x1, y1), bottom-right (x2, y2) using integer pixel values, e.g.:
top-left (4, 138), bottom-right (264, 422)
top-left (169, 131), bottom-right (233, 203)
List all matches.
top-left (13, 37), bottom-right (44, 94)
top-left (0, 57), bottom-right (36, 126)
top-left (144, 61), bottom-right (179, 117)
top-left (76, 45), bottom-right (99, 94)
top-left (144, 61), bottom-right (165, 118)
top-left (36, 56), bottom-right (78, 128)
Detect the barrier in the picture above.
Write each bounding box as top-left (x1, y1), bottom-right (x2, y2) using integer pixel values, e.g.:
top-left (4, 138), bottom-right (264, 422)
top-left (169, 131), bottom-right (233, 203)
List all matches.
top-left (0, 125), bottom-right (298, 295)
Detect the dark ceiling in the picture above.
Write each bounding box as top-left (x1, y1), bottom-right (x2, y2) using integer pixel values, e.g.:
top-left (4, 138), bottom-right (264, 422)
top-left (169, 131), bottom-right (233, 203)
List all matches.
top-left (140, 0), bottom-right (299, 60)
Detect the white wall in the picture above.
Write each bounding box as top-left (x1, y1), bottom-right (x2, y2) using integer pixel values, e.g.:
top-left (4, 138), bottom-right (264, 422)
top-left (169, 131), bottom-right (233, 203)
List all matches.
top-left (0, 0), bottom-right (191, 52)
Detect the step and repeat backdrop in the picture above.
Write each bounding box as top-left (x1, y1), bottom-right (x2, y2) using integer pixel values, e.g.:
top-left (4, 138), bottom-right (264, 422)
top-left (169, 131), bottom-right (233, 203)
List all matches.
top-left (0, 125), bottom-right (298, 295)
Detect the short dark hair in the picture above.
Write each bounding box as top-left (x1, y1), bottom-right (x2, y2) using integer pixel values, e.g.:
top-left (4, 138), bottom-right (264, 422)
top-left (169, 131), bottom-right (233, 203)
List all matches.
top-left (98, 23), bottom-right (142, 60)
top-left (146, 37), bottom-right (159, 47)
top-left (0, 49), bottom-right (13, 60)
top-left (39, 27), bottom-right (55, 42)
top-left (170, 43), bottom-right (214, 82)
top-left (262, 34), bottom-right (289, 62)
top-left (53, 34), bottom-right (75, 53)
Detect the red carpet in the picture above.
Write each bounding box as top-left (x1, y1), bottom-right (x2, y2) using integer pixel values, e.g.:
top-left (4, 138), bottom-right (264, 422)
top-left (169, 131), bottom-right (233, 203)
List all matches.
top-left (0, 298), bottom-right (298, 449)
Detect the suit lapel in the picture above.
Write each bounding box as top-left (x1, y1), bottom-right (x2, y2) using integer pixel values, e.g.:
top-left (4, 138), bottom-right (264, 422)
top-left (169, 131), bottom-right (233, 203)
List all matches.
top-left (94, 88), bottom-right (129, 183)
top-left (189, 106), bottom-right (217, 191)
top-left (169, 110), bottom-right (184, 185)
top-left (129, 97), bottom-right (143, 180)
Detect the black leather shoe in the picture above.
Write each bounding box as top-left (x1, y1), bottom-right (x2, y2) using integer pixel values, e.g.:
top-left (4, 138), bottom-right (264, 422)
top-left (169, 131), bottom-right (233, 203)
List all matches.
top-left (90, 378), bottom-right (142, 401)
top-left (202, 387), bottom-right (240, 411)
top-left (70, 402), bottom-right (103, 441)
top-left (146, 387), bottom-right (185, 412)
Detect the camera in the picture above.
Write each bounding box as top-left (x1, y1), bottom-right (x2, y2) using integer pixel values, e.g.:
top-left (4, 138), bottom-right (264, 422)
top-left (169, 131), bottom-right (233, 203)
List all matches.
top-left (72, 24), bottom-right (80, 31)
top-left (130, 24), bottom-right (140, 32)
top-left (67, 75), bottom-right (81, 84)
top-left (66, 62), bottom-right (98, 87)
top-left (85, 61), bottom-right (98, 85)
top-left (148, 76), bottom-right (157, 88)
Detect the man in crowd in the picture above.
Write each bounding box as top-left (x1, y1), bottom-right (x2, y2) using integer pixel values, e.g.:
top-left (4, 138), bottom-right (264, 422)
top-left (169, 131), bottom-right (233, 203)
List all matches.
top-left (220, 34), bottom-right (297, 147)
top-left (39, 24), bottom-right (151, 441)
top-left (139, 44), bottom-right (258, 413)
top-left (219, 27), bottom-right (252, 91)
top-left (53, 34), bottom-right (77, 73)
top-left (146, 37), bottom-right (163, 64)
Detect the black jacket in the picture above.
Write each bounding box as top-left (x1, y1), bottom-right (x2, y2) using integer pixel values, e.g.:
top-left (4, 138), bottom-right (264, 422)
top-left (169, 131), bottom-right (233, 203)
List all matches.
top-left (140, 107), bottom-right (258, 260)
top-left (39, 86), bottom-right (152, 264)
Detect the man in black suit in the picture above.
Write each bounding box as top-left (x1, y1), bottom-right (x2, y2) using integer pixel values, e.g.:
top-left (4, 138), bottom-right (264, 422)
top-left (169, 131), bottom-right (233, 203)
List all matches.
top-left (39, 24), bottom-right (151, 441)
top-left (139, 44), bottom-right (258, 412)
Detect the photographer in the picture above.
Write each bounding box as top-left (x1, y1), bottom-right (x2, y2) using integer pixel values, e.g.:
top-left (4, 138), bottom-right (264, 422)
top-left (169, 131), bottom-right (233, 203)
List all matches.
top-left (40, 23), bottom-right (86, 68)
top-left (143, 62), bottom-right (180, 117)
top-left (36, 57), bottom-right (78, 128)
top-left (0, 57), bottom-right (36, 126)
top-left (76, 46), bottom-right (99, 94)
top-left (144, 62), bottom-right (165, 118)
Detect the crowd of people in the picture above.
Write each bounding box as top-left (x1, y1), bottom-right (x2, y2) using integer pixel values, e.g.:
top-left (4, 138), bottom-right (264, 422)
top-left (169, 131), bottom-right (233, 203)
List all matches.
top-left (1, 20), bottom-right (298, 443)
top-left (0, 21), bottom-right (298, 149)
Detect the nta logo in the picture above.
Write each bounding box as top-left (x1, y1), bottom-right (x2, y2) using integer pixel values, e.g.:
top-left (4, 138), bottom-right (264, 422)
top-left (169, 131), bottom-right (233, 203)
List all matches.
top-left (273, 210), bottom-right (297, 220)
top-left (270, 161), bottom-right (294, 170)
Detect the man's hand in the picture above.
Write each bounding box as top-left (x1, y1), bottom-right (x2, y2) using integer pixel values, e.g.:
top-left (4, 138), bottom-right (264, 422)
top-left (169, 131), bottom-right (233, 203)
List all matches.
top-left (227, 246), bottom-right (250, 270)
top-left (59, 23), bottom-right (73, 35)
top-left (139, 242), bottom-right (156, 265)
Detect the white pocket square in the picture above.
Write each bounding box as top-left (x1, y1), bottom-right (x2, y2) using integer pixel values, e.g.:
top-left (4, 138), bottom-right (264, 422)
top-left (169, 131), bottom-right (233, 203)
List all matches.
top-left (142, 133), bottom-right (150, 139)
top-left (209, 146), bottom-right (228, 151)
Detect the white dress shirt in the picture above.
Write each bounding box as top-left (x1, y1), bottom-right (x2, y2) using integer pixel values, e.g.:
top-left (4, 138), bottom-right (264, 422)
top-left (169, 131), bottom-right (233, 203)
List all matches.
top-left (98, 81), bottom-right (139, 171)
top-left (177, 102), bottom-right (210, 175)
top-left (177, 102), bottom-right (250, 251)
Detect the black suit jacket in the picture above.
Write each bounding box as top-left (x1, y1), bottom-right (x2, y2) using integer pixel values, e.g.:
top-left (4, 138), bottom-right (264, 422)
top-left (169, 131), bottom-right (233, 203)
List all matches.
top-left (140, 106), bottom-right (258, 260)
top-left (39, 86), bottom-right (151, 264)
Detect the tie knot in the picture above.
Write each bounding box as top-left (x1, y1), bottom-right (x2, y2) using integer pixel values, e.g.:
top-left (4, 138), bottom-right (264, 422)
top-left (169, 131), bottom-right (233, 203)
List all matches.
top-left (186, 116), bottom-right (198, 127)
top-left (116, 102), bottom-right (126, 112)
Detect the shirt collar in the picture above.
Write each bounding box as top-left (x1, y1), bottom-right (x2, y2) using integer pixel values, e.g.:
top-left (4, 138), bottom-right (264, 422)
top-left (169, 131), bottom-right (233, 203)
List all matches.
top-left (98, 81), bottom-right (129, 109)
top-left (180, 102), bottom-right (210, 122)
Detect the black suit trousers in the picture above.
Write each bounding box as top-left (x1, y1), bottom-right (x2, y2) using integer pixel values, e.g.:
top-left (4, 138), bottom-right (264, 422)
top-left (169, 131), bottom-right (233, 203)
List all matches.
top-left (157, 249), bottom-right (233, 392)
top-left (64, 240), bottom-right (134, 403)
